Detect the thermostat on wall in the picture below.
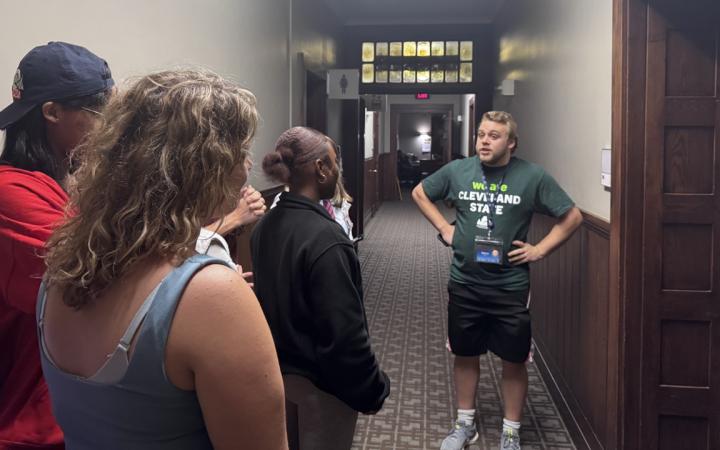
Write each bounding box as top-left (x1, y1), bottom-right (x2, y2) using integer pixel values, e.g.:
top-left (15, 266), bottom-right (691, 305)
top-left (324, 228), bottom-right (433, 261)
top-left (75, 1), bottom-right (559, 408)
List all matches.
top-left (601, 146), bottom-right (611, 188)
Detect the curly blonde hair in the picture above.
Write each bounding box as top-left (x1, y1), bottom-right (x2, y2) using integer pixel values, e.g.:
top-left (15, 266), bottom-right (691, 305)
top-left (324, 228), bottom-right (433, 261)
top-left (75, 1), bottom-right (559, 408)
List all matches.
top-left (45, 69), bottom-right (259, 308)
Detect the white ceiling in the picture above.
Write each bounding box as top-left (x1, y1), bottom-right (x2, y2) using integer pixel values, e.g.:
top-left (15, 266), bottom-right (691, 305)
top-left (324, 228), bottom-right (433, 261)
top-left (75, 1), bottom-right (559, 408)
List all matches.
top-left (320, 0), bottom-right (505, 26)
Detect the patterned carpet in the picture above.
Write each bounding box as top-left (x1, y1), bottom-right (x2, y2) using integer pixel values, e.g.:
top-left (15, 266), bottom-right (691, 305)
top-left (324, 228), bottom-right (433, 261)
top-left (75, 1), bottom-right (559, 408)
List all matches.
top-left (351, 197), bottom-right (576, 450)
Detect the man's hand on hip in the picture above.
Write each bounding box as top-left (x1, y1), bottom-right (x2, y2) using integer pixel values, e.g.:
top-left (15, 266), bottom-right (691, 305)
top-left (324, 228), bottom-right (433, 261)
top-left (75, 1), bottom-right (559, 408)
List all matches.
top-left (440, 224), bottom-right (455, 246)
top-left (508, 240), bottom-right (544, 265)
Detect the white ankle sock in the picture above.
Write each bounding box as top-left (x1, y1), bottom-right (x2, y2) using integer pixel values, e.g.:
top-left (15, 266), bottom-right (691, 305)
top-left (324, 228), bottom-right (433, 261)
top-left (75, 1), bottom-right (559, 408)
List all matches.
top-left (503, 418), bottom-right (521, 433)
top-left (457, 409), bottom-right (476, 426)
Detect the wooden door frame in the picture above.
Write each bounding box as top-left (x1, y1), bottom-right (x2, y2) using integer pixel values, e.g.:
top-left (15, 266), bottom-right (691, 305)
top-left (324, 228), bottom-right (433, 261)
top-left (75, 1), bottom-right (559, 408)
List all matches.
top-left (612, 3), bottom-right (673, 448)
top-left (468, 97), bottom-right (476, 157)
top-left (610, 0), bottom-right (646, 447)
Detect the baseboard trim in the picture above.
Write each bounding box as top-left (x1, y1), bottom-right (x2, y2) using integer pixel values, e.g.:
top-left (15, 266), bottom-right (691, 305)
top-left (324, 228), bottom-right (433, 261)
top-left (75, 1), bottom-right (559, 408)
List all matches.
top-left (533, 338), bottom-right (603, 450)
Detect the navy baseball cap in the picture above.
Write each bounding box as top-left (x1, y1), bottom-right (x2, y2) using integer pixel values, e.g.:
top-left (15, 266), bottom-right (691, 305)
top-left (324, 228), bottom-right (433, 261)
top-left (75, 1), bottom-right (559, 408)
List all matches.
top-left (0, 41), bottom-right (114, 129)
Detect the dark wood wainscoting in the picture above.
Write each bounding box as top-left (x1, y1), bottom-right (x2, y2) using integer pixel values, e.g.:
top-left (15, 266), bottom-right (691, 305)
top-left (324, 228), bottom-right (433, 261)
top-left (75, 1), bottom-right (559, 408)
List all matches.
top-left (528, 212), bottom-right (612, 450)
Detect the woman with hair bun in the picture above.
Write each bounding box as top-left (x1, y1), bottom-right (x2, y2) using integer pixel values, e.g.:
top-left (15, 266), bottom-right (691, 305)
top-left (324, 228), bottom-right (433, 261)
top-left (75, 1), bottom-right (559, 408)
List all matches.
top-left (269, 163), bottom-right (354, 240)
top-left (251, 127), bottom-right (390, 450)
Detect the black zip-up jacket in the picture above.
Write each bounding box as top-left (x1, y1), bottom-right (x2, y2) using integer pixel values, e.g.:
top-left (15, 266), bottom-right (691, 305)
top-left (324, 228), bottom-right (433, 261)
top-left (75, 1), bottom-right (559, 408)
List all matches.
top-left (250, 192), bottom-right (390, 413)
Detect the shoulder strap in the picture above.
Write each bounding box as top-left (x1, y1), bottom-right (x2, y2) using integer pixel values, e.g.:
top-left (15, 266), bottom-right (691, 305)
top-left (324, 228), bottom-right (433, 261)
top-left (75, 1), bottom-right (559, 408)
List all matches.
top-left (148, 254), bottom-right (232, 345)
top-left (36, 280), bottom-right (57, 367)
top-left (118, 283), bottom-right (162, 349)
top-left (123, 254), bottom-right (234, 385)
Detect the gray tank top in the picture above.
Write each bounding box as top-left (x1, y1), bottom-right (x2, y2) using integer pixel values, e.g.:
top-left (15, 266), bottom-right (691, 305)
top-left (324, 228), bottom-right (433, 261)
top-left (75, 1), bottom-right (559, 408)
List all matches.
top-left (36, 254), bottom-right (231, 450)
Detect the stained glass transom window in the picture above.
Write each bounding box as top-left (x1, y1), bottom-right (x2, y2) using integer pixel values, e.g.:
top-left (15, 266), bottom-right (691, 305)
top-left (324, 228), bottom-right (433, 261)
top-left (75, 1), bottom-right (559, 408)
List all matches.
top-left (361, 40), bottom-right (473, 84)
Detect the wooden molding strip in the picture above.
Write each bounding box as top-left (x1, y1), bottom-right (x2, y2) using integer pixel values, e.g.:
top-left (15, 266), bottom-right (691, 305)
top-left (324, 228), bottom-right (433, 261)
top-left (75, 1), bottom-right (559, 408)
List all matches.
top-left (581, 210), bottom-right (610, 239)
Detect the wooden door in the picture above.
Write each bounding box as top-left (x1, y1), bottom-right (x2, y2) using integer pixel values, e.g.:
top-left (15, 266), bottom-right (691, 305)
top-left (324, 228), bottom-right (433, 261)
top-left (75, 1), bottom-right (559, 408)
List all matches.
top-left (611, 0), bottom-right (720, 450)
top-left (635, 1), bottom-right (720, 448)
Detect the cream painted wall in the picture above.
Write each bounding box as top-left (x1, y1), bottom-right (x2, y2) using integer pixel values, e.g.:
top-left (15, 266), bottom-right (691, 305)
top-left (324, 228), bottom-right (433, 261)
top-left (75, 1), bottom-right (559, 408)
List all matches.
top-left (0, 0), bottom-right (290, 190)
top-left (493, 0), bottom-right (612, 220)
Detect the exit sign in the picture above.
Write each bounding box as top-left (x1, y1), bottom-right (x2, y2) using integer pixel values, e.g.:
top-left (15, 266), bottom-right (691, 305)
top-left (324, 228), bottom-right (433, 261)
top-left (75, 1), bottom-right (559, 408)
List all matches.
top-left (415, 92), bottom-right (430, 100)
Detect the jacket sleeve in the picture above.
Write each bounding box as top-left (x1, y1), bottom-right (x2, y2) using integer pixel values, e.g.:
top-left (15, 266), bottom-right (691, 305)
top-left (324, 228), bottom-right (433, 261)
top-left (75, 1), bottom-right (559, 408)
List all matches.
top-left (0, 172), bottom-right (67, 314)
top-left (307, 242), bottom-right (390, 413)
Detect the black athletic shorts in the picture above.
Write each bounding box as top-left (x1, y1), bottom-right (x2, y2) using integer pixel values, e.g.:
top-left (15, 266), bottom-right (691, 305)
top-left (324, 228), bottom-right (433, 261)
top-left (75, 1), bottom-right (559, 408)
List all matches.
top-left (447, 280), bottom-right (531, 363)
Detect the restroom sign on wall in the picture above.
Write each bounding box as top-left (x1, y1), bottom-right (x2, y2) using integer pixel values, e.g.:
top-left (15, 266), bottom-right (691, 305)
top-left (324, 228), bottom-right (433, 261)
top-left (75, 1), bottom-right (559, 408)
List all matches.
top-left (327, 69), bottom-right (359, 99)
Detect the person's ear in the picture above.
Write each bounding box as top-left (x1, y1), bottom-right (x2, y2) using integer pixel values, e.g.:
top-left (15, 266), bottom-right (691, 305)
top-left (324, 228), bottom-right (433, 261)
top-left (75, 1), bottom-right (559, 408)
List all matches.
top-left (315, 159), bottom-right (328, 183)
top-left (508, 137), bottom-right (517, 152)
top-left (41, 101), bottom-right (62, 124)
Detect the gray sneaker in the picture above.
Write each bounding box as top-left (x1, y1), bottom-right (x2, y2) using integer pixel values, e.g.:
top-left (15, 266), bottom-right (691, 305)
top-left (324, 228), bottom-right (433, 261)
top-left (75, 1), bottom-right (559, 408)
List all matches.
top-left (500, 428), bottom-right (521, 450)
top-left (440, 421), bottom-right (479, 450)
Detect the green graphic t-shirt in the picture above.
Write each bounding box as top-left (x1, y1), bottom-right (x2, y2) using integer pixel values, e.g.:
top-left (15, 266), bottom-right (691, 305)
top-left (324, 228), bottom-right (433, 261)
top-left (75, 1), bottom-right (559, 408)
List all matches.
top-left (422, 156), bottom-right (574, 291)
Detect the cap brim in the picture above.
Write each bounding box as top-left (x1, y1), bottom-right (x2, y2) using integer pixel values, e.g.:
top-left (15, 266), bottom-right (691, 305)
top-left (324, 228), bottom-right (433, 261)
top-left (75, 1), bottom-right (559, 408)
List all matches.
top-left (0, 100), bottom-right (38, 129)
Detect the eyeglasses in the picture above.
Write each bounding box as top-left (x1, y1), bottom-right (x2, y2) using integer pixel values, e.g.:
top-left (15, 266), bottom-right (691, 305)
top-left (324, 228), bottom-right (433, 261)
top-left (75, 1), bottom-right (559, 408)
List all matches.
top-left (80, 106), bottom-right (103, 116)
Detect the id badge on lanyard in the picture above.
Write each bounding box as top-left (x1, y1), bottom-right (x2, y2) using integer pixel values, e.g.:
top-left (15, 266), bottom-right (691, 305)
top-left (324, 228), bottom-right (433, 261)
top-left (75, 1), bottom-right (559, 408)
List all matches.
top-left (474, 165), bottom-right (508, 265)
top-left (475, 235), bottom-right (504, 265)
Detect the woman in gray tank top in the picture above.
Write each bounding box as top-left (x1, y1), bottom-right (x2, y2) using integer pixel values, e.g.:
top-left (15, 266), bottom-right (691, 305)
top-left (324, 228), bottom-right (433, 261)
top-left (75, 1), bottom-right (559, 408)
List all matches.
top-left (37, 70), bottom-right (287, 450)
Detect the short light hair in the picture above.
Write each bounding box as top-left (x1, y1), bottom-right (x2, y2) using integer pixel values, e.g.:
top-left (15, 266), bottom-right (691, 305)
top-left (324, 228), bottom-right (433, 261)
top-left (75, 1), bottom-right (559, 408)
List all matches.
top-left (479, 110), bottom-right (519, 150)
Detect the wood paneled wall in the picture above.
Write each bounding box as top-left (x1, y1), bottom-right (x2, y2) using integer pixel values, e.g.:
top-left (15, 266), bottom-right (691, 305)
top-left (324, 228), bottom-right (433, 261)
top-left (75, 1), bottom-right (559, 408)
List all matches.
top-left (528, 212), bottom-right (612, 450)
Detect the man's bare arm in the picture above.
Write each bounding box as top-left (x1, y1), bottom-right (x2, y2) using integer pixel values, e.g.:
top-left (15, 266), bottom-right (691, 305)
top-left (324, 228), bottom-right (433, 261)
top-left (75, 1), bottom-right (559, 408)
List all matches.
top-left (412, 183), bottom-right (455, 245)
top-left (508, 207), bottom-right (583, 265)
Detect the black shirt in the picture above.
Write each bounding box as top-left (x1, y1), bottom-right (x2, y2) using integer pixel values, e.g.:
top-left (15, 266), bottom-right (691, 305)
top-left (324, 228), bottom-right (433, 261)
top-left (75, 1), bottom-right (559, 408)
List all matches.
top-left (250, 192), bottom-right (390, 413)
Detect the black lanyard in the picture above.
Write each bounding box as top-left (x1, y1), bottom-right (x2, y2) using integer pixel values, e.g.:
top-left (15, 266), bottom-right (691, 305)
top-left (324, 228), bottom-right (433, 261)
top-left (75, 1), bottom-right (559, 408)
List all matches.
top-left (478, 162), bottom-right (510, 237)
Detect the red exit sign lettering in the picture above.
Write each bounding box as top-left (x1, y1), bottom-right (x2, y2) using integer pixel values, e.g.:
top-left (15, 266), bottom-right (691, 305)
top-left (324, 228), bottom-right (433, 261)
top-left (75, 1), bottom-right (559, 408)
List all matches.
top-left (415, 92), bottom-right (430, 100)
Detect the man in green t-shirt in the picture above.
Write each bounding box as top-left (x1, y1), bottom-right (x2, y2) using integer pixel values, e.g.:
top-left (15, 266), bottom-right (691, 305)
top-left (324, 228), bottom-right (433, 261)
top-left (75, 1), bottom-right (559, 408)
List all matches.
top-left (412, 111), bottom-right (582, 450)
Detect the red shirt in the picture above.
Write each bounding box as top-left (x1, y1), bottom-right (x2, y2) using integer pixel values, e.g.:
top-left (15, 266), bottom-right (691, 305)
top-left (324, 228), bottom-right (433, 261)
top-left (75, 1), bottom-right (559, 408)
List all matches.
top-left (0, 165), bottom-right (66, 449)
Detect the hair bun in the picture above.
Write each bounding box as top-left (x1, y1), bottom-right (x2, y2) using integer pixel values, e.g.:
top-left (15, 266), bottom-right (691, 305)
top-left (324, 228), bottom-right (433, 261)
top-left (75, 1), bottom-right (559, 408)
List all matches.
top-left (262, 151), bottom-right (290, 183)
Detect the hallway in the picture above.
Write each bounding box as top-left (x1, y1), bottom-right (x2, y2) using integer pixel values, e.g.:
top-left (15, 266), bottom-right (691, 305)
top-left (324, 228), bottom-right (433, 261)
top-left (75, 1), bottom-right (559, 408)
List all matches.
top-left (351, 198), bottom-right (576, 450)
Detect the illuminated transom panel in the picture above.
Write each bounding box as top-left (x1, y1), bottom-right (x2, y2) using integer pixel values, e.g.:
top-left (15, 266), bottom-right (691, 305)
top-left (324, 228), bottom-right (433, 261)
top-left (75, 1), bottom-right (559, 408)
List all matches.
top-left (361, 40), bottom-right (473, 84)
